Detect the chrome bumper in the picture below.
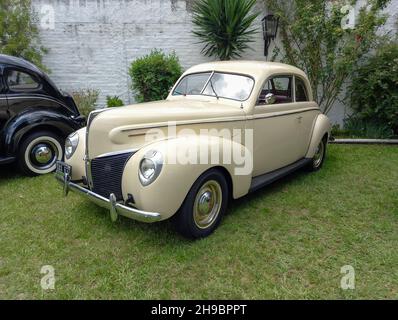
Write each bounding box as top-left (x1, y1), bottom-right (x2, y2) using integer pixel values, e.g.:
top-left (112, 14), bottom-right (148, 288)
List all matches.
top-left (55, 168), bottom-right (162, 223)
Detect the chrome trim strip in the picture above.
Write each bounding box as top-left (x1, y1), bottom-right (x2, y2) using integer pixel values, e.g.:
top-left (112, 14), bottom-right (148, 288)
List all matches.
top-left (119, 108), bottom-right (319, 133)
top-left (252, 107), bottom-right (319, 120)
top-left (96, 149), bottom-right (138, 159)
top-left (56, 169), bottom-right (162, 223)
top-left (85, 109), bottom-right (108, 189)
top-left (200, 71), bottom-right (214, 94)
top-left (121, 116), bottom-right (247, 133)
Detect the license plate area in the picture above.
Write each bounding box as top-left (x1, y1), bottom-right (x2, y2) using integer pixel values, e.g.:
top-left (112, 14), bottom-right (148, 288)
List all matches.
top-left (56, 161), bottom-right (72, 176)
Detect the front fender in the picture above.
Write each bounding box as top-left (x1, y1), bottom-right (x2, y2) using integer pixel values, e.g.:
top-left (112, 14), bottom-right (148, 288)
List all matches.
top-left (121, 135), bottom-right (252, 220)
top-left (306, 114), bottom-right (332, 158)
top-left (4, 109), bottom-right (82, 155)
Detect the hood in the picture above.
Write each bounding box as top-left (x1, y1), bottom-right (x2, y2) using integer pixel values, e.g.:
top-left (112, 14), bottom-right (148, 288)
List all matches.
top-left (87, 99), bottom-right (246, 158)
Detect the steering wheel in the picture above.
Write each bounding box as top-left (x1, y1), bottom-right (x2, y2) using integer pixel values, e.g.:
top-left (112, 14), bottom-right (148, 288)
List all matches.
top-left (188, 89), bottom-right (201, 95)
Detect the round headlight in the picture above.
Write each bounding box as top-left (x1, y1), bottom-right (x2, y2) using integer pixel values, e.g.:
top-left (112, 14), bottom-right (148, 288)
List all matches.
top-left (140, 158), bottom-right (155, 179)
top-left (65, 132), bottom-right (79, 159)
top-left (139, 150), bottom-right (163, 186)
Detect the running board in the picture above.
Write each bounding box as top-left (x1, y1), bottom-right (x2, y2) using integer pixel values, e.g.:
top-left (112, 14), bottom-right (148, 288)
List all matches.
top-left (249, 158), bottom-right (312, 193)
top-left (0, 156), bottom-right (15, 165)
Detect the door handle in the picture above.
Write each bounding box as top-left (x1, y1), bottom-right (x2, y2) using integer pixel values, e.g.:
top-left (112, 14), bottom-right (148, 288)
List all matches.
top-left (296, 116), bottom-right (303, 123)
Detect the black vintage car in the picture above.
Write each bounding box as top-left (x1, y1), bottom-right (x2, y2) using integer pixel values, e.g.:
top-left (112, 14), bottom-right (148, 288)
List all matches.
top-left (0, 54), bottom-right (85, 175)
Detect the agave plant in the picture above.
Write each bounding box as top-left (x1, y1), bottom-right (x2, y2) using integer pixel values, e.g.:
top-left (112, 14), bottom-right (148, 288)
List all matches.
top-left (192, 0), bottom-right (259, 61)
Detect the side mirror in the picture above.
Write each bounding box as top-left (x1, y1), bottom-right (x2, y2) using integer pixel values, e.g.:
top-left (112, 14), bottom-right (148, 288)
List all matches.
top-left (265, 93), bottom-right (276, 105)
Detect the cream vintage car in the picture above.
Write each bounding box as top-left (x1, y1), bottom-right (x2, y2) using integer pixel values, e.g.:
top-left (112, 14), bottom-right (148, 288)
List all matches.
top-left (56, 61), bottom-right (331, 239)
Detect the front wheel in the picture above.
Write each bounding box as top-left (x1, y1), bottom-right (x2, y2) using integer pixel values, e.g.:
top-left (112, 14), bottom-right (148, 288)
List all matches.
top-left (173, 169), bottom-right (229, 239)
top-left (18, 131), bottom-right (64, 176)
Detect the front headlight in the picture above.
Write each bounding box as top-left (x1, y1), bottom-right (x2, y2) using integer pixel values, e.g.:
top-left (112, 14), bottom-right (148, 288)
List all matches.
top-left (139, 150), bottom-right (163, 186)
top-left (65, 132), bottom-right (79, 159)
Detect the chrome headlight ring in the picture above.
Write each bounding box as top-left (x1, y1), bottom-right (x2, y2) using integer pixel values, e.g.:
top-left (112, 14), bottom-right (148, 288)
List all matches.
top-left (139, 150), bottom-right (163, 186)
top-left (65, 132), bottom-right (79, 160)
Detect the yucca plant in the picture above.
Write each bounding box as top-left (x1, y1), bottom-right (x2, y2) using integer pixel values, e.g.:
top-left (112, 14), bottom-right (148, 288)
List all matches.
top-left (192, 0), bottom-right (259, 60)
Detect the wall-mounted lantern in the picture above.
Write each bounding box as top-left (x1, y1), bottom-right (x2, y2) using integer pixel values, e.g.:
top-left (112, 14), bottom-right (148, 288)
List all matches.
top-left (262, 14), bottom-right (279, 58)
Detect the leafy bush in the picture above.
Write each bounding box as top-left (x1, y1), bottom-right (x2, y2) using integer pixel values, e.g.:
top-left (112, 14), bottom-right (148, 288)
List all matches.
top-left (192, 0), bottom-right (259, 60)
top-left (267, 0), bottom-right (390, 114)
top-left (129, 50), bottom-right (183, 102)
top-left (343, 117), bottom-right (395, 139)
top-left (106, 95), bottom-right (124, 108)
top-left (349, 42), bottom-right (398, 134)
top-left (0, 0), bottom-right (48, 70)
top-left (331, 124), bottom-right (351, 138)
top-left (71, 89), bottom-right (100, 118)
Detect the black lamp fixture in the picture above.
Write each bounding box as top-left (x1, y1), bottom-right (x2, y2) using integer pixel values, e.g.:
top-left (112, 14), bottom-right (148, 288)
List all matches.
top-left (262, 14), bottom-right (280, 58)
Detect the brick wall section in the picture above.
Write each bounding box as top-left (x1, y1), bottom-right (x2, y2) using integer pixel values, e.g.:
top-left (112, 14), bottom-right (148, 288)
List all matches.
top-left (32, 0), bottom-right (266, 107)
top-left (32, 0), bottom-right (397, 124)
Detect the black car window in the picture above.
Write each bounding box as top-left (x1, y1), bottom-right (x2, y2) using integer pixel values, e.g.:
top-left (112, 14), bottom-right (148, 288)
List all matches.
top-left (295, 77), bottom-right (309, 102)
top-left (7, 70), bottom-right (40, 91)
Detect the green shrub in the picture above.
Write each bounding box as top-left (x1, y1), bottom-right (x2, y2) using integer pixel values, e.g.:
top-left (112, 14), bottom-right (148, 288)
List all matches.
top-left (192, 0), bottom-right (259, 60)
top-left (71, 88), bottom-right (100, 118)
top-left (343, 117), bottom-right (395, 139)
top-left (106, 95), bottom-right (124, 108)
top-left (331, 124), bottom-right (351, 138)
top-left (349, 42), bottom-right (398, 134)
top-left (129, 50), bottom-right (183, 102)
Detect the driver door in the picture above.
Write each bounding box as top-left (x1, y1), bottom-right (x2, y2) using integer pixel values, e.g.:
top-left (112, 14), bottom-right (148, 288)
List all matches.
top-left (252, 75), bottom-right (303, 177)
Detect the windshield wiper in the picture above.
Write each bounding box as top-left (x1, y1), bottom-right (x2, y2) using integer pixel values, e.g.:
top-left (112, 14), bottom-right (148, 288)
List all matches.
top-left (209, 79), bottom-right (219, 100)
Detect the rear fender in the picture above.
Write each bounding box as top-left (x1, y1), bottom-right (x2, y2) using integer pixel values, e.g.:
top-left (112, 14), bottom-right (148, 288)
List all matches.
top-left (306, 114), bottom-right (332, 158)
top-left (3, 110), bottom-right (80, 156)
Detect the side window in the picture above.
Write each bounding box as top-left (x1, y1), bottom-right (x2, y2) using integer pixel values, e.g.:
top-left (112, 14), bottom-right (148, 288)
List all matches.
top-left (7, 70), bottom-right (40, 91)
top-left (295, 77), bottom-right (309, 102)
top-left (258, 76), bottom-right (293, 105)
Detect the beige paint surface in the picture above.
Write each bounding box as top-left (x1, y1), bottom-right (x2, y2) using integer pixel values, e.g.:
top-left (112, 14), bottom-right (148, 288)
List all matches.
top-left (65, 61), bottom-right (331, 219)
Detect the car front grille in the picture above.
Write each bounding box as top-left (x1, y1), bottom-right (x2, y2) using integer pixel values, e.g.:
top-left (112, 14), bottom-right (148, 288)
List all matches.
top-left (90, 152), bottom-right (134, 201)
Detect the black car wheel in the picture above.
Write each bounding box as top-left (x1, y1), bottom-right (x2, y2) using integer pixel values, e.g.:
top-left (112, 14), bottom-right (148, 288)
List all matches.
top-left (173, 169), bottom-right (229, 239)
top-left (18, 131), bottom-right (64, 176)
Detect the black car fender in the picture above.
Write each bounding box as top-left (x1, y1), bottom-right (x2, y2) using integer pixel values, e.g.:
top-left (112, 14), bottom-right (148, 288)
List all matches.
top-left (3, 108), bottom-right (83, 156)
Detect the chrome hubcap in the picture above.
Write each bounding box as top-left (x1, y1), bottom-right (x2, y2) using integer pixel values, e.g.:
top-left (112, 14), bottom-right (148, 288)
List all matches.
top-left (193, 180), bottom-right (222, 229)
top-left (34, 145), bottom-right (53, 164)
top-left (313, 141), bottom-right (325, 168)
top-left (30, 142), bottom-right (58, 169)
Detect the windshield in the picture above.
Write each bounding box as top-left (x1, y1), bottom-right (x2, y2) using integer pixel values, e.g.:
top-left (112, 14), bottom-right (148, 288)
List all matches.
top-left (173, 72), bottom-right (254, 101)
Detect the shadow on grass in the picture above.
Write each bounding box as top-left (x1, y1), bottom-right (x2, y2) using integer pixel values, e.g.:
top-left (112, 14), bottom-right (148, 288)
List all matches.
top-left (230, 167), bottom-right (308, 214)
top-left (72, 167), bottom-right (313, 247)
top-left (0, 163), bottom-right (23, 184)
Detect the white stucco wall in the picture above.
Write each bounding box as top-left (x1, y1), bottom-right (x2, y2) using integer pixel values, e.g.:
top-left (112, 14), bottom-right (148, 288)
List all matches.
top-left (32, 0), bottom-right (397, 125)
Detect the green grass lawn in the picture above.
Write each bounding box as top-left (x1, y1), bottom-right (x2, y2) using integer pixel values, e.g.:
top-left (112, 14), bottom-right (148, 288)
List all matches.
top-left (0, 145), bottom-right (397, 299)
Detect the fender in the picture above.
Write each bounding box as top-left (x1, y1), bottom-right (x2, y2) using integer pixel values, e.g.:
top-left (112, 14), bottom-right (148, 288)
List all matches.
top-left (121, 135), bottom-right (253, 220)
top-left (3, 108), bottom-right (82, 156)
top-left (306, 113), bottom-right (332, 159)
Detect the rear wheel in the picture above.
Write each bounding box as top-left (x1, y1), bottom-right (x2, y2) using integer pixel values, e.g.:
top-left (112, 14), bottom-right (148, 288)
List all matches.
top-left (308, 137), bottom-right (327, 172)
top-left (18, 131), bottom-right (64, 176)
top-left (173, 169), bottom-right (229, 239)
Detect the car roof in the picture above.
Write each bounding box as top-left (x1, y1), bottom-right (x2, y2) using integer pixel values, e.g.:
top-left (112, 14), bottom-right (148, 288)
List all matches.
top-left (0, 54), bottom-right (44, 76)
top-left (184, 60), bottom-right (308, 80)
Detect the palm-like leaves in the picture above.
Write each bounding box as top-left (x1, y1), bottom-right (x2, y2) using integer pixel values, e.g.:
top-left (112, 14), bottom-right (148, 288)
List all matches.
top-left (192, 0), bottom-right (259, 60)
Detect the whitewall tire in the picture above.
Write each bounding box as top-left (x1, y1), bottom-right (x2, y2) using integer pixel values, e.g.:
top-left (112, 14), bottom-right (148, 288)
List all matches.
top-left (18, 131), bottom-right (64, 176)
